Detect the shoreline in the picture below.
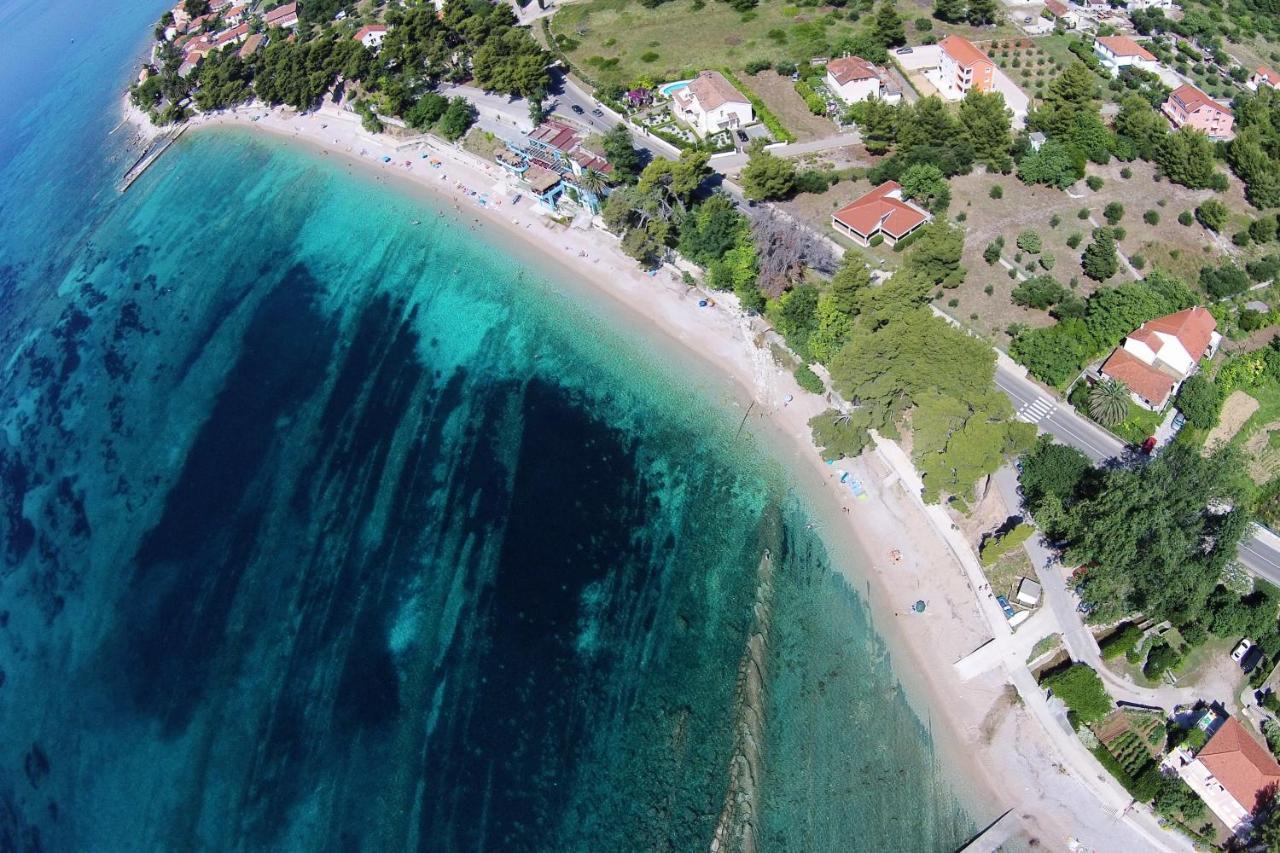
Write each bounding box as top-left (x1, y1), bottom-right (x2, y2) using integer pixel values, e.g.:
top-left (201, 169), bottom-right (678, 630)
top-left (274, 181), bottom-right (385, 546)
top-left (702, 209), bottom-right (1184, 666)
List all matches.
top-left (122, 100), bottom-right (1153, 848)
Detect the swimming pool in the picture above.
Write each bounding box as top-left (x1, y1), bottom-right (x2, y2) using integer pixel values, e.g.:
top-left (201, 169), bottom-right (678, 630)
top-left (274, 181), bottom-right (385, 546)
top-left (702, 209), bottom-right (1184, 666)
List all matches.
top-left (659, 80), bottom-right (691, 97)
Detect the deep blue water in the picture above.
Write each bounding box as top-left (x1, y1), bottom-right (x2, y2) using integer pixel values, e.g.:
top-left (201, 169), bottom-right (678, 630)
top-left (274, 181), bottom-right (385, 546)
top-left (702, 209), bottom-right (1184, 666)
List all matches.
top-left (0, 2), bottom-right (983, 850)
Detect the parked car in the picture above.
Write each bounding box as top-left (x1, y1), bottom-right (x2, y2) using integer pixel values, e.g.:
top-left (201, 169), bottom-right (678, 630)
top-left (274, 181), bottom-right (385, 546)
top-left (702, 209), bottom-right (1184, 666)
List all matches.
top-left (737, 130), bottom-right (749, 142)
top-left (591, 108), bottom-right (603, 117)
top-left (1172, 412), bottom-right (1187, 431)
top-left (1141, 436), bottom-right (1158, 455)
top-left (1232, 638), bottom-right (1254, 663)
top-left (997, 596), bottom-right (1016, 619)
top-left (895, 47), bottom-right (913, 54)
top-left (1243, 646), bottom-right (1264, 674)
top-left (571, 104), bottom-right (584, 114)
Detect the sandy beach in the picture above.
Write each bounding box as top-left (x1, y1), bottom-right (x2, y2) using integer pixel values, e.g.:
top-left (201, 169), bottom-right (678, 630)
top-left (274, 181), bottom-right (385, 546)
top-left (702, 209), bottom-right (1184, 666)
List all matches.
top-left (122, 99), bottom-right (1170, 851)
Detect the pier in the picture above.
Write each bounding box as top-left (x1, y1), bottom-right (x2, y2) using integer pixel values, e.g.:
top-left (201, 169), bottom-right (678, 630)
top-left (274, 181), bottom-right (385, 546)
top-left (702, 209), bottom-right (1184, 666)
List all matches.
top-left (118, 123), bottom-right (187, 192)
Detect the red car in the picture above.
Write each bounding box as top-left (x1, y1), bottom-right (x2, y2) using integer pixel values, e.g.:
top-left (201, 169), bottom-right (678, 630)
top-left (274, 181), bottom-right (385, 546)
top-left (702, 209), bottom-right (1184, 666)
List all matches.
top-left (1141, 436), bottom-right (1157, 455)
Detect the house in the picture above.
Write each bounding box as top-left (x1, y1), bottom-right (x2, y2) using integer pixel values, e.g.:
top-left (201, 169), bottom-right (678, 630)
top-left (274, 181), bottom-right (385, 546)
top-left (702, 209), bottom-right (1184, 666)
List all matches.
top-left (264, 2), bottom-right (299, 29)
top-left (497, 121), bottom-right (612, 212)
top-left (1098, 307), bottom-right (1220, 410)
top-left (1162, 84), bottom-right (1234, 140)
top-left (212, 23), bottom-right (248, 49)
top-left (1093, 35), bottom-right (1159, 75)
top-left (1074, 0), bottom-right (1110, 11)
top-left (1016, 577), bottom-right (1042, 607)
top-left (1249, 65), bottom-right (1280, 91)
top-left (671, 71), bottom-right (753, 136)
top-left (1126, 0), bottom-right (1176, 8)
top-left (938, 35), bottom-right (996, 97)
top-left (831, 181), bottom-right (932, 247)
top-left (354, 24), bottom-right (388, 49)
top-left (825, 56), bottom-right (899, 105)
top-left (224, 4), bottom-right (246, 25)
top-left (1169, 717), bottom-right (1280, 833)
top-left (238, 32), bottom-right (264, 59)
top-left (1044, 0), bottom-right (1080, 28)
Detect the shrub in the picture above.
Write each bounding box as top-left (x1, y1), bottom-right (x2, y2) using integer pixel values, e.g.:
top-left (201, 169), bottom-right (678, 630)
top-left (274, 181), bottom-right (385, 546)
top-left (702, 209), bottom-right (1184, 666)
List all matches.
top-left (1100, 623), bottom-right (1144, 661)
top-left (1066, 232), bottom-right (1083, 249)
top-left (983, 242), bottom-right (1002, 265)
top-left (1042, 664), bottom-right (1112, 726)
top-left (979, 523), bottom-right (1035, 565)
top-left (745, 58), bottom-right (773, 74)
top-left (1087, 175), bottom-right (1104, 191)
top-left (1040, 255), bottom-right (1056, 271)
top-left (947, 297), bottom-right (959, 307)
top-left (1017, 231), bottom-right (1042, 254)
top-left (869, 234), bottom-right (884, 246)
top-left (1196, 199), bottom-right (1228, 232)
top-left (1178, 210), bottom-right (1194, 226)
top-left (1247, 254), bottom-right (1280, 283)
top-left (1143, 640), bottom-right (1182, 678)
top-left (1078, 208), bottom-right (1091, 220)
top-left (640, 51), bottom-right (660, 62)
top-left (1175, 374), bottom-right (1222, 429)
top-left (1240, 309), bottom-right (1267, 332)
top-left (1012, 275), bottom-right (1068, 309)
top-left (1250, 216), bottom-right (1278, 244)
top-left (1050, 214), bottom-right (1061, 228)
top-left (1143, 210), bottom-right (1159, 226)
top-left (1234, 230), bottom-right (1253, 247)
top-left (1131, 254), bottom-right (1145, 270)
top-left (794, 363), bottom-right (825, 394)
top-left (1120, 167), bottom-right (1133, 179)
top-left (1199, 263), bottom-right (1250, 299)
top-left (990, 184), bottom-right (1004, 199)
top-left (1104, 202), bottom-right (1125, 225)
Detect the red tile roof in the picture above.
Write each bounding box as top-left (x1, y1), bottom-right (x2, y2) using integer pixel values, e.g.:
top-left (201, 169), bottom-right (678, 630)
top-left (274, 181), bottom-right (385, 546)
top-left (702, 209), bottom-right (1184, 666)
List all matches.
top-left (832, 181), bottom-right (930, 240)
top-left (1096, 35), bottom-right (1156, 61)
top-left (1144, 306), bottom-right (1217, 362)
top-left (826, 56), bottom-right (879, 86)
top-left (1099, 348), bottom-right (1176, 407)
top-left (264, 2), bottom-right (298, 25)
top-left (354, 24), bottom-right (388, 40)
top-left (684, 70), bottom-right (749, 111)
top-left (529, 121), bottom-right (581, 153)
top-left (212, 23), bottom-right (248, 46)
top-left (1045, 0), bottom-right (1070, 16)
top-left (940, 35), bottom-right (992, 70)
top-left (1256, 66), bottom-right (1279, 86)
top-left (1169, 84), bottom-right (1232, 117)
top-left (1198, 717), bottom-right (1280, 814)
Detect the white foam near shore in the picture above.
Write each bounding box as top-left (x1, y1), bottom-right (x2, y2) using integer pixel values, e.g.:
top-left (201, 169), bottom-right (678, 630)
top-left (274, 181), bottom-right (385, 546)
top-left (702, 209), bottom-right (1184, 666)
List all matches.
top-left (129, 98), bottom-right (1182, 851)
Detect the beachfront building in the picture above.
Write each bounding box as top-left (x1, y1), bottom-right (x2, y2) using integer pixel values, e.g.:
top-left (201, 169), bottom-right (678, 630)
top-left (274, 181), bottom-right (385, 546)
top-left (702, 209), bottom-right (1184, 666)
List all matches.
top-left (936, 35), bottom-right (995, 99)
top-left (1044, 0), bottom-right (1080, 28)
top-left (670, 71), bottom-right (753, 137)
top-left (1162, 84), bottom-right (1234, 140)
top-left (1166, 716), bottom-right (1280, 833)
top-left (825, 56), bottom-right (900, 105)
top-left (1097, 307), bottom-right (1220, 410)
top-left (497, 121), bottom-right (612, 212)
top-left (264, 2), bottom-right (300, 29)
top-left (1093, 35), bottom-right (1160, 76)
top-left (830, 181), bottom-right (931, 247)
top-left (1249, 65), bottom-right (1280, 91)
top-left (354, 25), bottom-right (389, 49)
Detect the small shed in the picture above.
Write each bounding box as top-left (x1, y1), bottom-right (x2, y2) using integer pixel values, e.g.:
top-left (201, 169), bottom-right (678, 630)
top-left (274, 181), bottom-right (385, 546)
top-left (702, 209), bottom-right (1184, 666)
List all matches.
top-left (1029, 131), bottom-right (1047, 151)
top-left (1016, 577), bottom-right (1043, 607)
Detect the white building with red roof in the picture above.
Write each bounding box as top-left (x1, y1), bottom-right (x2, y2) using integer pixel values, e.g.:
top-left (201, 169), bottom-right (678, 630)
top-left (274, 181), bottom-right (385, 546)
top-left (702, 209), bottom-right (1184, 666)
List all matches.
top-left (1162, 84), bottom-right (1234, 140)
top-left (1098, 307), bottom-right (1220, 410)
top-left (1167, 716), bottom-right (1280, 833)
top-left (264, 2), bottom-right (299, 29)
top-left (1044, 0), bottom-right (1079, 28)
top-left (1093, 35), bottom-right (1159, 76)
top-left (670, 71), bottom-right (753, 137)
top-left (354, 24), bottom-right (389, 49)
top-left (825, 56), bottom-right (898, 105)
top-left (1249, 66), bottom-right (1280, 91)
top-left (223, 4), bottom-right (246, 25)
top-left (830, 181), bottom-right (932, 247)
top-left (212, 22), bottom-right (249, 49)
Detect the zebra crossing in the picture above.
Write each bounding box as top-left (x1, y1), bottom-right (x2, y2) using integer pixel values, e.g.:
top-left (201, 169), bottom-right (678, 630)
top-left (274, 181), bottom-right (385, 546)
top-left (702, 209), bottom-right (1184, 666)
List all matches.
top-left (1015, 396), bottom-right (1056, 424)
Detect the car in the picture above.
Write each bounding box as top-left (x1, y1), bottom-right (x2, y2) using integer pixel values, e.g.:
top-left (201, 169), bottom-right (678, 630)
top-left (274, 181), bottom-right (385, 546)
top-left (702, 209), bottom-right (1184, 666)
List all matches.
top-left (895, 47), bottom-right (913, 54)
top-left (1141, 436), bottom-right (1158, 455)
top-left (591, 108), bottom-right (603, 117)
top-left (737, 130), bottom-right (749, 142)
top-left (997, 595), bottom-right (1016, 619)
top-left (571, 105), bottom-right (584, 114)
top-left (1172, 412), bottom-right (1187, 431)
top-left (1232, 638), bottom-right (1254, 663)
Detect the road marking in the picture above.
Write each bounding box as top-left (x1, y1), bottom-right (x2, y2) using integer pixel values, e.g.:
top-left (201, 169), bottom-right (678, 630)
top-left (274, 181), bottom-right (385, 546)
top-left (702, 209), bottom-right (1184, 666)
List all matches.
top-left (1016, 397), bottom-right (1056, 424)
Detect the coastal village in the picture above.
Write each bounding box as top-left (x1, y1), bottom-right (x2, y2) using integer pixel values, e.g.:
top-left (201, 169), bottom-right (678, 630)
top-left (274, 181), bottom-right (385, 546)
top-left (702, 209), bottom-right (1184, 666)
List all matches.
top-left (129, 0), bottom-right (1280, 849)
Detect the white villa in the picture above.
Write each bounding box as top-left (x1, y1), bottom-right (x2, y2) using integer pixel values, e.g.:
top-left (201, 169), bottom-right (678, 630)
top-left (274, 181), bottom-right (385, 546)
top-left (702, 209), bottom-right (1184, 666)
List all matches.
top-left (1249, 65), bottom-right (1280, 91)
top-left (825, 56), bottom-right (899, 105)
top-left (1098, 307), bottom-right (1220, 410)
top-left (1165, 717), bottom-right (1280, 834)
top-left (1093, 35), bottom-right (1160, 75)
top-left (671, 71), bottom-right (753, 137)
top-left (355, 24), bottom-right (388, 49)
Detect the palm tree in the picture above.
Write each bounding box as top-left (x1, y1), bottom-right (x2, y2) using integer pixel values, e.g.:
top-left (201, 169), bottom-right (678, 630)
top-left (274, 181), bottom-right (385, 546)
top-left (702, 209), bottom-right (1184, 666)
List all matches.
top-left (577, 168), bottom-right (608, 197)
top-left (1088, 378), bottom-right (1130, 427)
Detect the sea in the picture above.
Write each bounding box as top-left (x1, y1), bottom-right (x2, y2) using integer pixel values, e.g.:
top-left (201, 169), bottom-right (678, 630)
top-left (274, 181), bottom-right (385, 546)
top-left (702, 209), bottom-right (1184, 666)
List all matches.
top-left (0, 1), bottom-right (984, 850)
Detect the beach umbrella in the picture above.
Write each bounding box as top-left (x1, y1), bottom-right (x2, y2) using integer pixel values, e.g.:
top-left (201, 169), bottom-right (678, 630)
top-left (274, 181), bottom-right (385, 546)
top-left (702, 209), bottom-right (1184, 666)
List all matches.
top-left (913, 600), bottom-right (926, 613)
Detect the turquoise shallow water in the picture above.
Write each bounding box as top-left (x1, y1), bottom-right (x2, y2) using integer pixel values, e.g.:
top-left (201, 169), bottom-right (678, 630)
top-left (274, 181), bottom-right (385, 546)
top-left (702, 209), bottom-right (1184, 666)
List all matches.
top-left (0, 2), bottom-right (985, 849)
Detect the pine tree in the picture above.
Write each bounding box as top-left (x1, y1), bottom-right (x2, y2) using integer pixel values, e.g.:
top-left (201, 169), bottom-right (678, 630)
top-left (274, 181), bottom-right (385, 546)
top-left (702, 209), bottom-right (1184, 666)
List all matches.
top-left (873, 1), bottom-right (906, 48)
top-left (1081, 228), bottom-right (1119, 281)
top-left (933, 0), bottom-right (967, 22)
top-left (966, 0), bottom-right (998, 25)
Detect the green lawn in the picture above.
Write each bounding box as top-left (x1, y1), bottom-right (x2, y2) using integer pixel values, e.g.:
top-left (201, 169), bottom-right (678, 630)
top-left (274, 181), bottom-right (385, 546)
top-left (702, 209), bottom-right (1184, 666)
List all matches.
top-left (548, 0), bottom-right (865, 89)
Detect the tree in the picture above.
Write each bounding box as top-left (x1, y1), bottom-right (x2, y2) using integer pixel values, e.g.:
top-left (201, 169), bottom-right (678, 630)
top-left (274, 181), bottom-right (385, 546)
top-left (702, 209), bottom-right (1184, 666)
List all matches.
top-left (741, 148), bottom-right (797, 201)
top-left (1088, 378), bottom-right (1131, 426)
top-left (601, 124), bottom-right (642, 183)
top-left (638, 148), bottom-right (711, 216)
top-left (1155, 127), bottom-right (1218, 189)
top-left (1016, 231), bottom-right (1042, 254)
top-left (405, 93), bottom-right (449, 130)
top-left (183, 0), bottom-right (209, 16)
top-left (1018, 140), bottom-right (1082, 189)
top-left (1228, 128), bottom-right (1280, 210)
top-left (1018, 435), bottom-right (1092, 517)
top-left (958, 89), bottom-right (1013, 171)
top-left (898, 96), bottom-right (957, 150)
top-left (873, 1), bottom-right (906, 48)
top-left (1114, 93), bottom-right (1167, 159)
top-left (750, 208), bottom-right (834, 296)
top-left (1081, 228), bottom-right (1119, 281)
top-left (1041, 664), bottom-right (1112, 726)
top-left (1103, 202), bottom-right (1125, 225)
top-left (900, 221), bottom-right (965, 289)
top-left (899, 163), bottom-right (950, 212)
top-left (1195, 199), bottom-right (1229, 232)
top-left (577, 168), bottom-right (609, 198)
top-left (1174, 375), bottom-right (1222, 430)
top-left (1011, 275), bottom-right (1067, 309)
top-left (830, 253), bottom-right (872, 315)
top-left (858, 97), bottom-right (900, 154)
top-left (437, 97), bottom-right (477, 140)
top-left (966, 0), bottom-right (998, 25)
top-left (678, 194), bottom-right (746, 266)
top-left (933, 0), bottom-right (966, 22)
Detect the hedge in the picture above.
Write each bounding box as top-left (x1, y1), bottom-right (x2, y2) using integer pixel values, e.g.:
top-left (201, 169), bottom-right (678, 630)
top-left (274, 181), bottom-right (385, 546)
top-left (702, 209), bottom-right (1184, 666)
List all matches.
top-left (794, 80), bottom-right (827, 116)
top-left (719, 67), bottom-right (796, 143)
top-left (1099, 623), bottom-right (1144, 661)
top-left (794, 364), bottom-right (825, 394)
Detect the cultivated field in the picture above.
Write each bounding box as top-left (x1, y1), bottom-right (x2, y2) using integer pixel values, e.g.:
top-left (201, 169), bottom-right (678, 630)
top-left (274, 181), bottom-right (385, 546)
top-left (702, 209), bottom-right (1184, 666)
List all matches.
top-left (746, 69), bottom-right (839, 142)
